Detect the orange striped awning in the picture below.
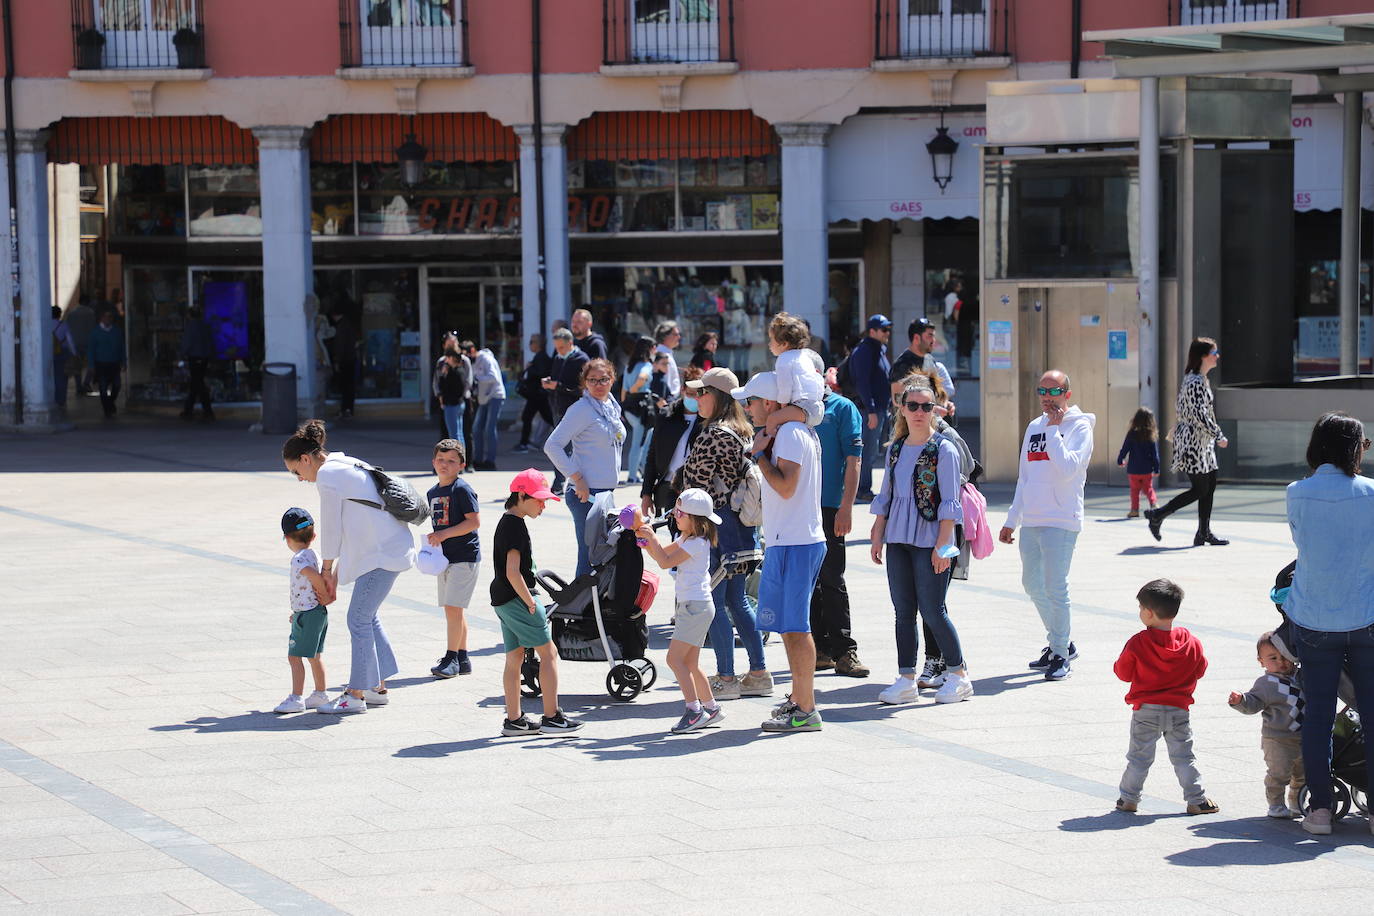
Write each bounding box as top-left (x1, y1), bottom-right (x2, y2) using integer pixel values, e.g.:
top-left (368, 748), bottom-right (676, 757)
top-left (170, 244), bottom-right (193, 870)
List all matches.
top-left (567, 111), bottom-right (778, 160)
top-left (310, 114), bottom-right (518, 163)
top-left (47, 116), bottom-right (257, 165)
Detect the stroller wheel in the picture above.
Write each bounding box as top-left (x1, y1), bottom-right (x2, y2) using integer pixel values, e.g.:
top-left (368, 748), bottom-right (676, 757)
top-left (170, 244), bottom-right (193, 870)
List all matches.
top-left (606, 663), bottom-right (643, 701)
top-left (631, 658), bottom-right (657, 690)
top-left (1352, 786), bottom-right (1369, 816)
top-left (520, 650), bottom-right (542, 698)
top-left (1298, 781), bottom-right (1353, 820)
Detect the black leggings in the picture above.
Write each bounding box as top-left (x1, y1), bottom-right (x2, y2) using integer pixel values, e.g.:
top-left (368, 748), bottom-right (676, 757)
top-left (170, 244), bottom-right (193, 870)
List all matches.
top-left (1157, 470), bottom-right (1218, 536)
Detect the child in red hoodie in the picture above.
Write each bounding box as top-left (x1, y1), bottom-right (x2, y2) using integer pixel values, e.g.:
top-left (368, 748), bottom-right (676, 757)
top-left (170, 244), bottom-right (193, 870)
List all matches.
top-left (1113, 579), bottom-right (1219, 815)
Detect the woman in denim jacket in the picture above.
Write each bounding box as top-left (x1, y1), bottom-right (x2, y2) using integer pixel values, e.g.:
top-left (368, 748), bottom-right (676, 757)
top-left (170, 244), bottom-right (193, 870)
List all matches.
top-left (1284, 412), bottom-right (1374, 836)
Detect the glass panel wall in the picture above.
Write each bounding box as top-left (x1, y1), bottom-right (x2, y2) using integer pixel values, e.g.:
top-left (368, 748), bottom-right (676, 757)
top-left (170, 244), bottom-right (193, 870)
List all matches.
top-left (315, 267), bottom-right (421, 400)
top-left (192, 269), bottom-right (264, 401)
top-left (125, 266), bottom-right (190, 402)
top-left (355, 161), bottom-right (516, 236)
top-left (568, 153), bottom-right (780, 233)
top-left (187, 166), bottom-right (262, 237)
top-left (114, 165), bottom-right (185, 237)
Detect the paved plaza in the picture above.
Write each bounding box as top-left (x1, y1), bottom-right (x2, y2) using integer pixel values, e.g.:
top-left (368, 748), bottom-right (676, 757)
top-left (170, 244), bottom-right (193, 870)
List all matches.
top-left (1, 419), bottom-right (1370, 915)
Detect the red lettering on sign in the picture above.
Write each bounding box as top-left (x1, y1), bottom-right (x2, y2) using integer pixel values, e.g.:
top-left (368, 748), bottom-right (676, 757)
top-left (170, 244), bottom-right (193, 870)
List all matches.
top-left (505, 197), bottom-right (521, 228)
top-left (417, 198), bottom-right (440, 231)
top-left (445, 198), bottom-right (471, 233)
top-left (587, 195), bottom-right (611, 230)
top-left (889, 200), bottom-right (923, 215)
top-left (1294, 192), bottom-right (1313, 208)
top-left (962, 126), bottom-right (986, 137)
top-left (1292, 116), bottom-right (1313, 129)
top-left (473, 197), bottom-right (500, 231)
top-left (566, 196), bottom-right (583, 230)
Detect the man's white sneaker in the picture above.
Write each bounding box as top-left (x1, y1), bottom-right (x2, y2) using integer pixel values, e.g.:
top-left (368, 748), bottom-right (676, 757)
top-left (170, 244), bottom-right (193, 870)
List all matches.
top-left (934, 671), bottom-right (973, 704)
top-left (878, 676), bottom-right (920, 705)
top-left (316, 693), bottom-right (367, 714)
top-left (359, 688), bottom-right (389, 706)
top-left (303, 690), bottom-right (330, 709)
top-left (273, 694), bottom-right (304, 714)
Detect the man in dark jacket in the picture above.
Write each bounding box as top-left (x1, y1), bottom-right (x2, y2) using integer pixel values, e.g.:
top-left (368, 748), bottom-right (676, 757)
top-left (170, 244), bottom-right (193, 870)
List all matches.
top-left (179, 305), bottom-right (215, 421)
top-left (850, 314), bottom-right (892, 502)
top-left (571, 308), bottom-right (608, 361)
top-left (514, 333), bottom-right (553, 453)
top-left (542, 326), bottom-right (589, 492)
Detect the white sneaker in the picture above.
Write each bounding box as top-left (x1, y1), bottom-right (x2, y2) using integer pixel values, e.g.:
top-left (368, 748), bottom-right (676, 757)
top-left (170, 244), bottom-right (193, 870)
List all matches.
top-left (878, 676), bottom-right (920, 705)
top-left (273, 694), bottom-right (304, 714)
top-left (359, 688), bottom-right (389, 706)
top-left (1267, 804), bottom-right (1293, 819)
top-left (317, 693), bottom-right (367, 714)
top-left (303, 690), bottom-right (330, 709)
top-left (708, 675), bottom-right (742, 700)
top-left (934, 670), bottom-right (973, 704)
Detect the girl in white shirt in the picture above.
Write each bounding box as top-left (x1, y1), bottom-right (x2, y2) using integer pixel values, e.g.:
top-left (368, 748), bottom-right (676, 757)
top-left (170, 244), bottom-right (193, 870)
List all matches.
top-left (638, 488), bottom-right (723, 734)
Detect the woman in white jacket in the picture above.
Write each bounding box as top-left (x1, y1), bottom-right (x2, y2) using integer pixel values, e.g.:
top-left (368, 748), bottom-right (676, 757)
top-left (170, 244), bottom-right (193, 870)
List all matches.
top-left (283, 420), bottom-right (414, 714)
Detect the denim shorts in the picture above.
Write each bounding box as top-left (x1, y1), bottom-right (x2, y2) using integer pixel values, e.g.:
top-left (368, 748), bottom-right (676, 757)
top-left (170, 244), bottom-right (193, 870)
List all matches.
top-left (756, 542), bottom-right (827, 634)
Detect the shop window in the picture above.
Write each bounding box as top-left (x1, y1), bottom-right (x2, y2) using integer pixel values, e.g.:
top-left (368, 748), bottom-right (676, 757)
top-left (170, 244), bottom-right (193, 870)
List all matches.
top-left (678, 154), bottom-right (779, 231)
top-left (567, 153), bottom-right (779, 234)
top-left (311, 164), bottom-right (356, 236)
top-left (113, 164), bottom-right (185, 237)
top-left (316, 267), bottom-right (421, 399)
top-left (188, 165), bottom-right (261, 237)
top-left (354, 161), bottom-right (516, 236)
top-left (125, 267), bottom-right (190, 402)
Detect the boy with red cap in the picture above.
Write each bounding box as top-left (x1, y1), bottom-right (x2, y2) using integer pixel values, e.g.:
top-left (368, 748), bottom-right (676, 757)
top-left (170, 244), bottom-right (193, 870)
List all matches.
top-left (493, 469), bottom-right (584, 737)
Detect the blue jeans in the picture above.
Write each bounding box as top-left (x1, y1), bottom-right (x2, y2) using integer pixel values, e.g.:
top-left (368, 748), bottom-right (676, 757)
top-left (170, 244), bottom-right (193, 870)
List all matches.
top-left (442, 402), bottom-right (466, 451)
top-left (473, 399), bottom-right (502, 464)
top-left (709, 557), bottom-right (766, 677)
top-left (885, 543), bottom-right (964, 672)
top-left (566, 485), bottom-right (612, 579)
top-left (346, 568), bottom-right (401, 690)
top-left (624, 412), bottom-right (652, 481)
top-left (858, 410), bottom-right (888, 496)
top-left (1018, 526), bottom-right (1079, 658)
top-left (1292, 622), bottom-right (1374, 811)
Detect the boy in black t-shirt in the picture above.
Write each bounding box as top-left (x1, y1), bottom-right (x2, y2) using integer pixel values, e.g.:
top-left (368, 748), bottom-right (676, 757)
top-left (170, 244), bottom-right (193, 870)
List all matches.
top-left (426, 440), bottom-right (482, 679)
top-left (493, 469), bottom-right (583, 736)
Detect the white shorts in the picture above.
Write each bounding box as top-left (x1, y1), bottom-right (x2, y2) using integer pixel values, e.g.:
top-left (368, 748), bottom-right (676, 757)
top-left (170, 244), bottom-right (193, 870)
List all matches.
top-left (672, 599), bottom-right (716, 648)
top-left (438, 562), bottom-right (480, 608)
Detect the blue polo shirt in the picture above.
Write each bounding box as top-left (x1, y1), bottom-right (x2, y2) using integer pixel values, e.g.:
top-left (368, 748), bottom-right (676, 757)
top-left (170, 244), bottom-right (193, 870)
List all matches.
top-left (816, 393), bottom-right (864, 508)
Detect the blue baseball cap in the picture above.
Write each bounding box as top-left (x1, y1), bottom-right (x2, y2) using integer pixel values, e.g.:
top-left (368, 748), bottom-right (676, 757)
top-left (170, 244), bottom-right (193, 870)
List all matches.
top-left (867, 314), bottom-right (893, 331)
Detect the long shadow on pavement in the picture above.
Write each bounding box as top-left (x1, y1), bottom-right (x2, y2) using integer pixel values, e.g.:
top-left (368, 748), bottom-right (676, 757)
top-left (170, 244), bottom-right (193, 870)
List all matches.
top-left (1059, 811), bottom-right (1191, 833)
top-left (151, 711), bottom-right (345, 734)
top-left (1168, 817), bottom-right (1374, 864)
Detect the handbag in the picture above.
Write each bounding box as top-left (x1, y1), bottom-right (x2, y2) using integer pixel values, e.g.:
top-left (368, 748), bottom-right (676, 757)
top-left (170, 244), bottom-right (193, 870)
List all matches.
top-left (347, 461), bottom-right (431, 526)
top-left (714, 427), bottom-right (764, 528)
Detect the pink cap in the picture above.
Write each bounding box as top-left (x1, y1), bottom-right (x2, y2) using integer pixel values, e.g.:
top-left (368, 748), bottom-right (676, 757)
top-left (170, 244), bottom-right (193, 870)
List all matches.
top-left (509, 468), bottom-right (561, 501)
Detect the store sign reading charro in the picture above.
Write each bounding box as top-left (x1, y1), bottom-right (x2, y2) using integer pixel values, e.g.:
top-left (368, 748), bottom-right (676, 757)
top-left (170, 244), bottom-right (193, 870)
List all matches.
top-left (411, 194), bottom-right (623, 232)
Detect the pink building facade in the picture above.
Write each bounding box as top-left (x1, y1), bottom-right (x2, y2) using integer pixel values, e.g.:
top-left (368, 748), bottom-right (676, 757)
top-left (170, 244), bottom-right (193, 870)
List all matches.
top-left (0, 0), bottom-right (1367, 423)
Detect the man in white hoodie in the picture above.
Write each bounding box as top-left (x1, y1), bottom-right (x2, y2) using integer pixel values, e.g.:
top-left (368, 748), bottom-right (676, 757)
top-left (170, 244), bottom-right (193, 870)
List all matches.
top-left (999, 370), bottom-right (1096, 681)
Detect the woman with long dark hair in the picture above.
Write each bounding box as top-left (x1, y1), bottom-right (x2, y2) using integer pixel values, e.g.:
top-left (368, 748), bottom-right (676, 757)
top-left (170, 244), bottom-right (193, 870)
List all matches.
top-left (1146, 337), bottom-right (1229, 546)
top-left (1283, 413), bottom-right (1374, 836)
top-left (640, 365), bottom-right (703, 519)
top-left (282, 420), bottom-right (414, 714)
top-left (690, 331), bottom-right (719, 371)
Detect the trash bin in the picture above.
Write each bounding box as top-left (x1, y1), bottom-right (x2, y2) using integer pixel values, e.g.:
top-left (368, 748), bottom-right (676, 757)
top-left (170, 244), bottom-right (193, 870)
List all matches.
top-left (261, 362), bottom-right (297, 435)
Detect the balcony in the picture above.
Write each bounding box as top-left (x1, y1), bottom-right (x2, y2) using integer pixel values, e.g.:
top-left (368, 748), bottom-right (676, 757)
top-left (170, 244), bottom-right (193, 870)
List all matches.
top-left (874, 0), bottom-right (1010, 64)
top-left (339, 0), bottom-right (469, 70)
top-left (1171, 0), bottom-right (1296, 26)
top-left (603, 0), bottom-right (736, 68)
top-left (71, 0), bottom-right (205, 71)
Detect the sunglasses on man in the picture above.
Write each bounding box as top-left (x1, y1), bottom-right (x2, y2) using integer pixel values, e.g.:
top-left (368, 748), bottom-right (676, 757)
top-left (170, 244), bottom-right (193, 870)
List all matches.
top-left (1036, 386), bottom-right (1067, 397)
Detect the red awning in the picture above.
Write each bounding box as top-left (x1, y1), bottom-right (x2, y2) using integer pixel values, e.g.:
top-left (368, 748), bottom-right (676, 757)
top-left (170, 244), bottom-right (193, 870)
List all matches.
top-left (47, 116), bottom-right (257, 165)
top-left (567, 111), bottom-right (778, 160)
top-left (310, 113), bottom-right (518, 163)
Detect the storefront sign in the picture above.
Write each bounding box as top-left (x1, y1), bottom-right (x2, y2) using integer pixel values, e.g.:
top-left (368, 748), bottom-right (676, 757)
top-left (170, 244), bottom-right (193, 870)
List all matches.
top-left (1292, 104), bottom-right (1374, 213)
top-left (987, 319), bottom-right (1012, 370)
top-left (1296, 315), bottom-right (1371, 361)
top-left (1108, 330), bottom-right (1128, 360)
top-left (828, 114), bottom-right (983, 223)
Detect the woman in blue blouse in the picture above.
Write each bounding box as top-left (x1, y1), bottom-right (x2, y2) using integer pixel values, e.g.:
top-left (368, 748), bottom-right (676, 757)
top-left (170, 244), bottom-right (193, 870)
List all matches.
top-left (1284, 412), bottom-right (1374, 836)
top-left (869, 377), bottom-right (972, 706)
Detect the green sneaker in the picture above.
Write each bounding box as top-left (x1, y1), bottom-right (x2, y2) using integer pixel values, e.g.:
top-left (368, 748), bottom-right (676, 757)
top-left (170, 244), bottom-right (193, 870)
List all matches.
top-left (761, 705), bottom-right (822, 732)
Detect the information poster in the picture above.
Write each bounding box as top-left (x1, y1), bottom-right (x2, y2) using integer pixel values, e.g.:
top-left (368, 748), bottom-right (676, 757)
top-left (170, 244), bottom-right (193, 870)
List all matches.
top-left (987, 320), bottom-right (1012, 370)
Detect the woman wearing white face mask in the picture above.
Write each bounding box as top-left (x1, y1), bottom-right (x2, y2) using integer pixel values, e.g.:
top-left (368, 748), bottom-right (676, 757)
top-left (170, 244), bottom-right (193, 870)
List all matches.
top-left (641, 365), bottom-right (703, 519)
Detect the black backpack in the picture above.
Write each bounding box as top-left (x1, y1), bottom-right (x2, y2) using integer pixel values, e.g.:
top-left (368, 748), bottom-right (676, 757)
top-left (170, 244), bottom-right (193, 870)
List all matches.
top-left (348, 462), bottom-right (431, 526)
top-left (835, 352), bottom-right (862, 403)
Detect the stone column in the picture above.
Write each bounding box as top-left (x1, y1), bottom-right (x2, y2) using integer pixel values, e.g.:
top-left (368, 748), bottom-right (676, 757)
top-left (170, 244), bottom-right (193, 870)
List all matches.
top-left (254, 126), bottom-right (320, 418)
top-left (515, 123), bottom-right (571, 355)
top-left (0, 138), bottom-right (15, 423)
top-left (15, 130), bottom-right (61, 428)
top-left (777, 122), bottom-right (834, 345)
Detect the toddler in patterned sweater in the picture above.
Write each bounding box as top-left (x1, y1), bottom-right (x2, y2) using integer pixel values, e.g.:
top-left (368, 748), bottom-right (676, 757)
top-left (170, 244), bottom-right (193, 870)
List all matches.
top-left (1228, 632), bottom-right (1305, 818)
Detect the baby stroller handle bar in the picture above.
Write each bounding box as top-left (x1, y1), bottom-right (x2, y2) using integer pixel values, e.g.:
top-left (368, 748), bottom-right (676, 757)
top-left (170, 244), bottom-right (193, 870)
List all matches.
top-left (535, 568), bottom-right (599, 605)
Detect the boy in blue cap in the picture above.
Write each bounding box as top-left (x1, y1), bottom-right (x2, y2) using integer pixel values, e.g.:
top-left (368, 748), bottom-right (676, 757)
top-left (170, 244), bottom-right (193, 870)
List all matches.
top-left (275, 507), bottom-right (335, 714)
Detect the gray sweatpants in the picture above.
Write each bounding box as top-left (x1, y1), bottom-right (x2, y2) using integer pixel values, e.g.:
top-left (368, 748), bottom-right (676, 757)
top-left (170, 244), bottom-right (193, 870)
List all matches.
top-left (1119, 703), bottom-right (1206, 806)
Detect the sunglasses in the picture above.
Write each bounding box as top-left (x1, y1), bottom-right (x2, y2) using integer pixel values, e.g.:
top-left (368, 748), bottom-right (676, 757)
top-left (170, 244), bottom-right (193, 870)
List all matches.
top-left (586, 376), bottom-right (613, 385)
top-left (903, 401), bottom-right (935, 413)
top-left (1036, 386), bottom-right (1067, 397)
top-left (1211, 349), bottom-right (1220, 357)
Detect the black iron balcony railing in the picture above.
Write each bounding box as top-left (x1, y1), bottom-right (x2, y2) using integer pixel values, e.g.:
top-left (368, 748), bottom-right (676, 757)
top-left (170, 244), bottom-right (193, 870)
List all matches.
top-left (603, 0), bottom-right (736, 66)
top-left (874, 0), bottom-right (1009, 61)
top-left (340, 0), bottom-right (469, 69)
top-left (72, 0), bottom-right (205, 70)
top-left (1170, 0), bottom-right (1296, 27)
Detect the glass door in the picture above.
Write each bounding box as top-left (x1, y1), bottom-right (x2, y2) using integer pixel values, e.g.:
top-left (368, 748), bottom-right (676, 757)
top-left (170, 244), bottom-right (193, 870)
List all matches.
top-left (902, 0), bottom-right (986, 57)
top-left (631, 0), bottom-right (718, 62)
top-left (480, 282), bottom-right (523, 384)
top-left (95, 0), bottom-right (185, 68)
top-left (360, 0), bottom-right (461, 66)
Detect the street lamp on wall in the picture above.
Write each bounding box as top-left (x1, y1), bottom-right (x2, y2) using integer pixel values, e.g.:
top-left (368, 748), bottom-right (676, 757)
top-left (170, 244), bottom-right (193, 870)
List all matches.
top-left (396, 133), bottom-right (427, 187)
top-left (926, 112), bottom-right (959, 193)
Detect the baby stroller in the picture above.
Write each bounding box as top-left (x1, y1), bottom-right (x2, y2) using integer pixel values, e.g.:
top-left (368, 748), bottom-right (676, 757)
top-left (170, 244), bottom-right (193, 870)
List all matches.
top-left (521, 491), bottom-right (661, 701)
top-left (1269, 561), bottom-right (1369, 818)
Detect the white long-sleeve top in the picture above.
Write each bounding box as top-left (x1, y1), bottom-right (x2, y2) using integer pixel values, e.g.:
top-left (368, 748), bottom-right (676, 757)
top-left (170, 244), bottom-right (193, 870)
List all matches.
top-left (1004, 406), bottom-right (1096, 532)
top-left (472, 348), bottom-right (506, 404)
top-left (315, 452), bottom-right (415, 585)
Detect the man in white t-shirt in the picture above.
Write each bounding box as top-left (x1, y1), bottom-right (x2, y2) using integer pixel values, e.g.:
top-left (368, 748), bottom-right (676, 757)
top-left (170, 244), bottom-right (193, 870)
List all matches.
top-left (732, 371), bottom-right (827, 732)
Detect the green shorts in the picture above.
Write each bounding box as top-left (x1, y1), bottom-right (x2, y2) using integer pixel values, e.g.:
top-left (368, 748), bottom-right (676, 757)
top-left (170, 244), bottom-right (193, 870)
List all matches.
top-left (493, 597), bottom-right (553, 653)
top-left (288, 605), bottom-right (328, 658)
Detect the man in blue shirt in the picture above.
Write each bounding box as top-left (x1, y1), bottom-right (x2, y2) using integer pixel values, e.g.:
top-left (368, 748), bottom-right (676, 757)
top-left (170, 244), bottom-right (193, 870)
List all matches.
top-left (88, 308), bottom-right (125, 418)
top-left (810, 388), bottom-right (870, 677)
top-left (850, 314), bottom-right (892, 502)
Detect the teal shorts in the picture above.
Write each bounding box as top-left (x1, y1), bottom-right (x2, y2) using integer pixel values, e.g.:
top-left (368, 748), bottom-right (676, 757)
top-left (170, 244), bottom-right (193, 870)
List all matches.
top-left (493, 597), bottom-right (553, 652)
top-left (288, 605), bottom-right (328, 658)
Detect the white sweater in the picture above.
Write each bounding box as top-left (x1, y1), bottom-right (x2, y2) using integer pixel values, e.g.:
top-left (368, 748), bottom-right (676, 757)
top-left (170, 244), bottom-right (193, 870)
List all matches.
top-left (315, 452), bottom-right (415, 585)
top-left (1004, 406), bottom-right (1096, 533)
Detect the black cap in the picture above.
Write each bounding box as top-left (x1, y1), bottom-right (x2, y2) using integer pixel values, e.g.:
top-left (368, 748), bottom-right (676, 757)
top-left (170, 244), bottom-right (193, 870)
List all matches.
top-left (281, 507), bottom-right (314, 535)
top-left (908, 317), bottom-right (936, 340)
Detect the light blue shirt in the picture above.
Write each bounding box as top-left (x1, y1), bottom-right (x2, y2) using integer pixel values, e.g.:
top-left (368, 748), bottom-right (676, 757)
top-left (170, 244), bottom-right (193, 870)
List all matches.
top-left (1284, 464), bottom-right (1374, 632)
top-left (870, 435), bottom-right (963, 548)
top-left (543, 393), bottom-right (626, 490)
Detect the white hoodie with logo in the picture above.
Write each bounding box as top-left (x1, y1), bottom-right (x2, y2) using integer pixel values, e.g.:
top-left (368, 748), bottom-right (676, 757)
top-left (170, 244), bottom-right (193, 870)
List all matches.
top-left (1004, 405), bottom-right (1096, 532)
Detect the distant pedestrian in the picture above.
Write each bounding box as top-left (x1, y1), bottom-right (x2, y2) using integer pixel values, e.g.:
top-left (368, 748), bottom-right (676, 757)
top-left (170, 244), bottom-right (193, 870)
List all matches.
top-left (1117, 407), bottom-right (1160, 518)
top-left (273, 508), bottom-right (334, 715)
top-left (50, 306), bottom-right (77, 410)
top-left (88, 309), bottom-right (125, 419)
top-left (620, 336), bottom-right (656, 485)
top-left (426, 439), bottom-right (480, 679)
top-left (1113, 578), bottom-right (1219, 816)
top-left (653, 321), bottom-right (682, 398)
top-left (513, 334), bottom-right (553, 453)
top-left (437, 347), bottom-right (471, 450)
top-left (1000, 370), bottom-right (1095, 681)
top-left (179, 305), bottom-right (215, 421)
top-left (690, 331), bottom-right (718, 372)
top-left (571, 308), bottom-right (609, 361)
top-left (66, 295), bottom-right (96, 395)
top-left (849, 314), bottom-right (893, 502)
top-left (889, 317), bottom-right (955, 419)
top-left (1146, 338), bottom-right (1229, 546)
top-left (467, 340), bottom-right (505, 471)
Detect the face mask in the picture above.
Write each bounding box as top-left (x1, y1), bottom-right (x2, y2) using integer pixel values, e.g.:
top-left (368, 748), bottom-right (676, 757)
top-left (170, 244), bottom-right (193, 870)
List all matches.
top-left (683, 397), bottom-right (699, 413)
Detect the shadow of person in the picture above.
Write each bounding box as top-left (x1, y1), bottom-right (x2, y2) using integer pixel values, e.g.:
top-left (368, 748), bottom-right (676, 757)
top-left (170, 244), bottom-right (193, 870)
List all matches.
top-left (1119, 545), bottom-right (1196, 556)
top-left (150, 710), bottom-right (343, 735)
top-left (1167, 816), bottom-right (1373, 863)
top-left (1058, 811), bottom-right (1187, 833)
